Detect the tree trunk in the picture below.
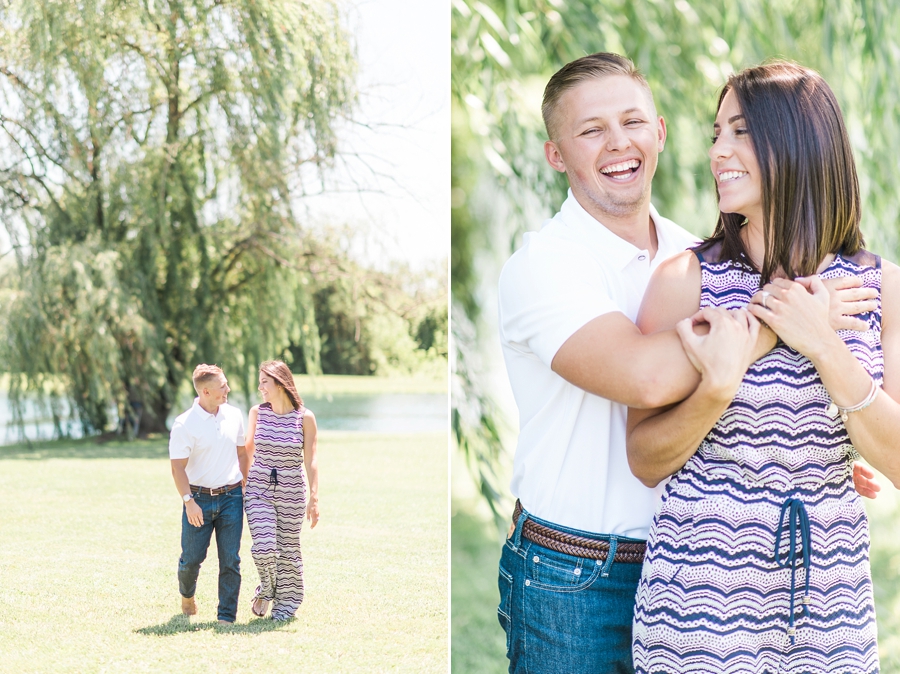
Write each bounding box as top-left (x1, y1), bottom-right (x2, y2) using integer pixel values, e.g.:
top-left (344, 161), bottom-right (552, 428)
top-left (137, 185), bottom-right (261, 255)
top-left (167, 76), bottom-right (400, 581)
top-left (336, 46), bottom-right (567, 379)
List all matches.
top-left (139, 396), bottom-right (172, 435)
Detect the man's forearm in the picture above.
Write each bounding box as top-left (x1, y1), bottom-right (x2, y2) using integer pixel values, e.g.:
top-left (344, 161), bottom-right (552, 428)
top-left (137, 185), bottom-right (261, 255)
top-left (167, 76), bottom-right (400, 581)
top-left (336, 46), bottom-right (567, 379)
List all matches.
top-left (627, 381), bottom-right (733, 487)
top-left (237, 445), bottom-right (250, 481)
top-left (171, 462), bottom-right (192, 497)
top-left (552, 313), bottom-right (702, 409)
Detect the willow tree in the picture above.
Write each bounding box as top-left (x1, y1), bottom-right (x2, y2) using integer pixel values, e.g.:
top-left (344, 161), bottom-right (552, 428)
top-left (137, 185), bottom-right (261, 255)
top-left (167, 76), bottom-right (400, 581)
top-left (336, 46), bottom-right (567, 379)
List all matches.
top-left (0, 0), bottom-right (355, 434)
top-left (451, 0), bottom-right (900, 517)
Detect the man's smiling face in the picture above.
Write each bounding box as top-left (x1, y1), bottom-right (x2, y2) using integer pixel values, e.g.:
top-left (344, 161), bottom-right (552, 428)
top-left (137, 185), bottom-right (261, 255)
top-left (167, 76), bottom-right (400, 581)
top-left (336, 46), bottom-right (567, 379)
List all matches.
top-left (206, 374), bottom-right (230, 407)
top-left (545, 75), bottom-right (665, 224)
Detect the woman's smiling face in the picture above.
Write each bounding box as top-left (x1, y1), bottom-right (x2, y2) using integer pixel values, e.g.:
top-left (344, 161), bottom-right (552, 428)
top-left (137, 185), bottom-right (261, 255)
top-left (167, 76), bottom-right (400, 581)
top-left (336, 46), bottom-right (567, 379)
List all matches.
top-left (709, 89), bottom-right (763, 225)
top-left (258, 373), bottom-right (281, 401)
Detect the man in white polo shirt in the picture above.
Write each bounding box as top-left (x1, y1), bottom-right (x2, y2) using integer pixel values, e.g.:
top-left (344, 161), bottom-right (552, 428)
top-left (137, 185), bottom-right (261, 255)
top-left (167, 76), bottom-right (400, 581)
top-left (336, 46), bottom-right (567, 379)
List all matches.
top-left (169, 364), bottom-right (249, 625)
top-left (496, 53), bottom-right (877, 674)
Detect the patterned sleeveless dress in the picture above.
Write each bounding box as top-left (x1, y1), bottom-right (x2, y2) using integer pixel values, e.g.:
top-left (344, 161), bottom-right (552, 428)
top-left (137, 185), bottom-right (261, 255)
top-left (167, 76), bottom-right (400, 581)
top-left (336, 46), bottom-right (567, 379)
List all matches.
top-left (245, 402), bottom-right (309, 620)
top-left (632, 246), bottom-right (881, 673)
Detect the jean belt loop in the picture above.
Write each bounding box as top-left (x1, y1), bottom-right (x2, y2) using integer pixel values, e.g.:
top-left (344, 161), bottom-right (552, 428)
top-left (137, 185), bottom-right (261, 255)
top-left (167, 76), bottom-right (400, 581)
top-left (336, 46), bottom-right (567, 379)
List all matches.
top-left (601, 536), bottom-right (618, 577)
top-left (511, 505), bottom-right (529, 551)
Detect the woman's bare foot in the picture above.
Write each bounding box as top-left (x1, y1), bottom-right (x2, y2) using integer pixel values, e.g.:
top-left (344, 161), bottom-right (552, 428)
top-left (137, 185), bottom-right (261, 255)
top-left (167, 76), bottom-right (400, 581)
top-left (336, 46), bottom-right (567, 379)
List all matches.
top-left (251, 597), bottom-right (271, 617)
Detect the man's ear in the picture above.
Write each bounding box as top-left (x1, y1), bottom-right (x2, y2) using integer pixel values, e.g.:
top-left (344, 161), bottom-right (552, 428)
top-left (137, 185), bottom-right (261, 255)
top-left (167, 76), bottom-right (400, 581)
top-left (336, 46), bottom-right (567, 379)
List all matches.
top-left (657, 116), bottom-right (667, 153)
top-left (545, 140), bottom-right (566, 173)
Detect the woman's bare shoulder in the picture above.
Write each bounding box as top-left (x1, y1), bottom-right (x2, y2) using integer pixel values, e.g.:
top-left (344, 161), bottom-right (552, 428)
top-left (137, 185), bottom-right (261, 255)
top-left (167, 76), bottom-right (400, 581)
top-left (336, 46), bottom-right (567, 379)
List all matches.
top-left (656, 248), bottom-right (701, 275)
top-left (637, 249), bottom-right (702, 334)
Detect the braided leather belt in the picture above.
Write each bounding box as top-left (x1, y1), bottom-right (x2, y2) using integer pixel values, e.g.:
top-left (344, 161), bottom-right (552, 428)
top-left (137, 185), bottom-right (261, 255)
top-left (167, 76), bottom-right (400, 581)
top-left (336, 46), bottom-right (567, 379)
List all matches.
top-left (191, 481), bottom-right (242, 496)
top-left (512, 500), bottom-right (646, 563)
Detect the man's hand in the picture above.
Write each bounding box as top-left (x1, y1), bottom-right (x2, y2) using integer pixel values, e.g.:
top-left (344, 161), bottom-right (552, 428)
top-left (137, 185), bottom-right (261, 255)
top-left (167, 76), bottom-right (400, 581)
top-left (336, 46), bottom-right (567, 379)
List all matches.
top-left (752, 322), bottom-right (778, 361)
top-left (853, 462), bottom-right (881, 499)
top-left (676, 307), bottom-right (761, 401)
top-left (822, 276), bottom-right (878, 331)
top-left (185, 499), bottom-right (204, 527)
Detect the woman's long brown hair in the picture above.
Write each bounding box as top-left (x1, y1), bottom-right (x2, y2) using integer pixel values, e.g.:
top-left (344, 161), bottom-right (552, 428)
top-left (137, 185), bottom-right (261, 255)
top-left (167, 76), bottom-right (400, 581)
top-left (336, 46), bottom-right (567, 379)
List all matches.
top-left (259, 360), bottom-right (303, 409)
top-left (696, 61), bottom-right (863, 283)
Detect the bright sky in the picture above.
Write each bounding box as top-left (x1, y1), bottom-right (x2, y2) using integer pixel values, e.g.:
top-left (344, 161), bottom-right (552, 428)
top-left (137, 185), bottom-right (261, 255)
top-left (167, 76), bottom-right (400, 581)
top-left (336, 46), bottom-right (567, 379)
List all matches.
top-left (299, 0), bottom-right (450, 270)
top-left (0, 2), bottom-right (450, 269)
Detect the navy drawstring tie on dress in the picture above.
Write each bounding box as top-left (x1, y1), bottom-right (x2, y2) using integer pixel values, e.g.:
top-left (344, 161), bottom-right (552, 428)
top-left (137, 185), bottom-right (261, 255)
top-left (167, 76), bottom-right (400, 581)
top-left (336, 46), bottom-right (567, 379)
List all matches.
top-left (774, 498), bottom-right (812, 644)
top-left (269, 468), bottom-right (278, 489)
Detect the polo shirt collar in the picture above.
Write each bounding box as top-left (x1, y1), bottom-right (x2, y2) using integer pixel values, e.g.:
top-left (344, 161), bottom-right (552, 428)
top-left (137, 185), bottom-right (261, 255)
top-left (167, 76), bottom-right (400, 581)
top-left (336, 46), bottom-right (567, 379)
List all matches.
top-left (192, 397), bottom-right (219, 420)
top-left (652, 205), bottom-right (688, 263)
top-left (557, 189), bottom-right (664, 271)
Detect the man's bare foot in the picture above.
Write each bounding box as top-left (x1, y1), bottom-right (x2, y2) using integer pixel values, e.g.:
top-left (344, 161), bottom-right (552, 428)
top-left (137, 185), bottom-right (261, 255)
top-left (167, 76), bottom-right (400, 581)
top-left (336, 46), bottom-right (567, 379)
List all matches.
top-left (251, 597), bottom-right (271, 617)
top-left (181, 596), bottom-right (198, 616)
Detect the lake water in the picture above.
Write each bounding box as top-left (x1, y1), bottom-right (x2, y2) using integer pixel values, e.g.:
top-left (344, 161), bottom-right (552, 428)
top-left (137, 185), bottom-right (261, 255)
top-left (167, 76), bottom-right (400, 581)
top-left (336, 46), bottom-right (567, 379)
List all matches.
top-left (0, 390), bottom-right (447, 444)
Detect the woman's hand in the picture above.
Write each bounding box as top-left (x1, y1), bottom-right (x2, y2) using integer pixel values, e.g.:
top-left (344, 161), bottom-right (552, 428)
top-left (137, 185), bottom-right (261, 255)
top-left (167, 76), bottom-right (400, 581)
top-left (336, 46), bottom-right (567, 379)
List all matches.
top-left (307, 497), bottom-right (320, 528)
top-left (748, 276), bottom-right (838, 359)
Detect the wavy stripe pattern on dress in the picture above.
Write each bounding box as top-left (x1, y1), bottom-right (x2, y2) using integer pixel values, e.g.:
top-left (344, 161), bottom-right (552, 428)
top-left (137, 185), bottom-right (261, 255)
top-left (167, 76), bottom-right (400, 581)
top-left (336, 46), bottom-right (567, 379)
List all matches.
top-left (245, 402), bottom-right (308, 620)
top-left (632, 247), bottom-right (882, 673)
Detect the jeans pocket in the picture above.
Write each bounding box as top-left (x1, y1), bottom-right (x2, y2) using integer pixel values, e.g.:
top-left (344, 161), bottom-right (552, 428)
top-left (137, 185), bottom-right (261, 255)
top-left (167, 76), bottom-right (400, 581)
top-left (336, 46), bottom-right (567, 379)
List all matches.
top-left (529, 550), bottom-right (597, 591)
top-left (498, 561), bottom-right (513, 656)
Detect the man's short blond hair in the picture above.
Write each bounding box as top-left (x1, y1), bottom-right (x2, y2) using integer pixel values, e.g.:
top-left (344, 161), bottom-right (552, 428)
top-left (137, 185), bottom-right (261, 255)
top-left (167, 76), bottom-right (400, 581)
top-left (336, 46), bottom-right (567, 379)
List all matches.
top-left (542, 52), bottom-right (655, 141)
top-left (192, 364), bottom-right (224, 393)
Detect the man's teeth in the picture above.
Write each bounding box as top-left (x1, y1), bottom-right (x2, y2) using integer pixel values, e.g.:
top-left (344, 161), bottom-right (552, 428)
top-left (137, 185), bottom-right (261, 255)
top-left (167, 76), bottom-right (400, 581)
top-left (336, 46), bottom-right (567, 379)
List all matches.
top-left (600, 159), bottom-right (640, 175)
top-left (719, 171), bottom-right (747, 182)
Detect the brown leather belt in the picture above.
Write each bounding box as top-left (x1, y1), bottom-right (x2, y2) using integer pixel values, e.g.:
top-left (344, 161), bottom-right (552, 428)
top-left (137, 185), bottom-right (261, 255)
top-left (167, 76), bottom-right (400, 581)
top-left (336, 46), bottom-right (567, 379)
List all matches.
top-left (512, 500), bottom-right (646, 563)
top-left (191, 481), bottom-right (242, 496)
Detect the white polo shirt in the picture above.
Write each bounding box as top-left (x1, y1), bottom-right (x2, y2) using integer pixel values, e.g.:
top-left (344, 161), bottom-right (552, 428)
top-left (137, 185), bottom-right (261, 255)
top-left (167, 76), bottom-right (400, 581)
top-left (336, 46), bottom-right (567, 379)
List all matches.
top-left (168, 399), bottom-right (246, 488)
top-left (498, 191), bottom-right (699, 539)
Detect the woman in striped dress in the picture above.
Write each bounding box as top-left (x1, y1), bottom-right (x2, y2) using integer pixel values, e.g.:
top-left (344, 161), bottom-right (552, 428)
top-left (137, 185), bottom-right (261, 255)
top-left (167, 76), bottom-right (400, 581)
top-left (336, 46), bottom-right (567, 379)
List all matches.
top-left (628, 62), bottom-right (900, 672)
top-left (245, 360), bottom-right (319, 620)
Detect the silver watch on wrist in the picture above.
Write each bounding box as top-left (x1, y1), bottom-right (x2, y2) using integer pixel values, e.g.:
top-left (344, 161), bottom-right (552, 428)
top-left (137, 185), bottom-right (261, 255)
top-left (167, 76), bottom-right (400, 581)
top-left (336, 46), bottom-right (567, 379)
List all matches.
top-left (182, 493), bottom-right (193, 503)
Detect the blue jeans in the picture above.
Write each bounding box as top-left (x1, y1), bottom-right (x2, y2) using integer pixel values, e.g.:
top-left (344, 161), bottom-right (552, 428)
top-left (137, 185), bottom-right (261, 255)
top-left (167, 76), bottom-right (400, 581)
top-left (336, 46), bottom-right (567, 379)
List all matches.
top-left (178, 486), bottom-right (244, 622)
top-left (498, 506), bottom-right (644, 674)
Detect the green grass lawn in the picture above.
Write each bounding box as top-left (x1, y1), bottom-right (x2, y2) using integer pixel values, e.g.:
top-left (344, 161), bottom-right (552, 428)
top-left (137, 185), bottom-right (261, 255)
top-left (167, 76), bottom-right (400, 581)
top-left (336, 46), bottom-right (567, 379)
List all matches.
top-left (452, 468), bottom-right (900, 674)
top-left (451, 504), bottom-right (508, 674)
top-left (0, 431), bottom-right (447, 674)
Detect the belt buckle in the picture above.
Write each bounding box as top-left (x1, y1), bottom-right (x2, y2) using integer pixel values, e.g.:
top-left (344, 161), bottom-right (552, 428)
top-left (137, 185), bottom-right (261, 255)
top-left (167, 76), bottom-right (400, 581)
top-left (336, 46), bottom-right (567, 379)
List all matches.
top-left (210, 486), bottom-right (222, 496)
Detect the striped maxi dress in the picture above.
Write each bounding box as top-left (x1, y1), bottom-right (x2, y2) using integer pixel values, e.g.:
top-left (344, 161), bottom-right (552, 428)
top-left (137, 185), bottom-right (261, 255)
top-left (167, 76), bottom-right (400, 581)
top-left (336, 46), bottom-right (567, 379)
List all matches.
top-left (632, 245), bottom-right (881, 673)
top-left (245, 401), bottom-right (309, 620)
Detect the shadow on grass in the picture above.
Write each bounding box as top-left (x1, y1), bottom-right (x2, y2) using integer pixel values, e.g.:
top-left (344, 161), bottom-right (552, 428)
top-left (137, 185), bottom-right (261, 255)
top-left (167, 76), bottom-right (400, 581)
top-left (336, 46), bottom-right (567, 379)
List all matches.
top-left (0, 436), bottom-right (169, 460)
top-left (136, 614), bottom-right (292, 636)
